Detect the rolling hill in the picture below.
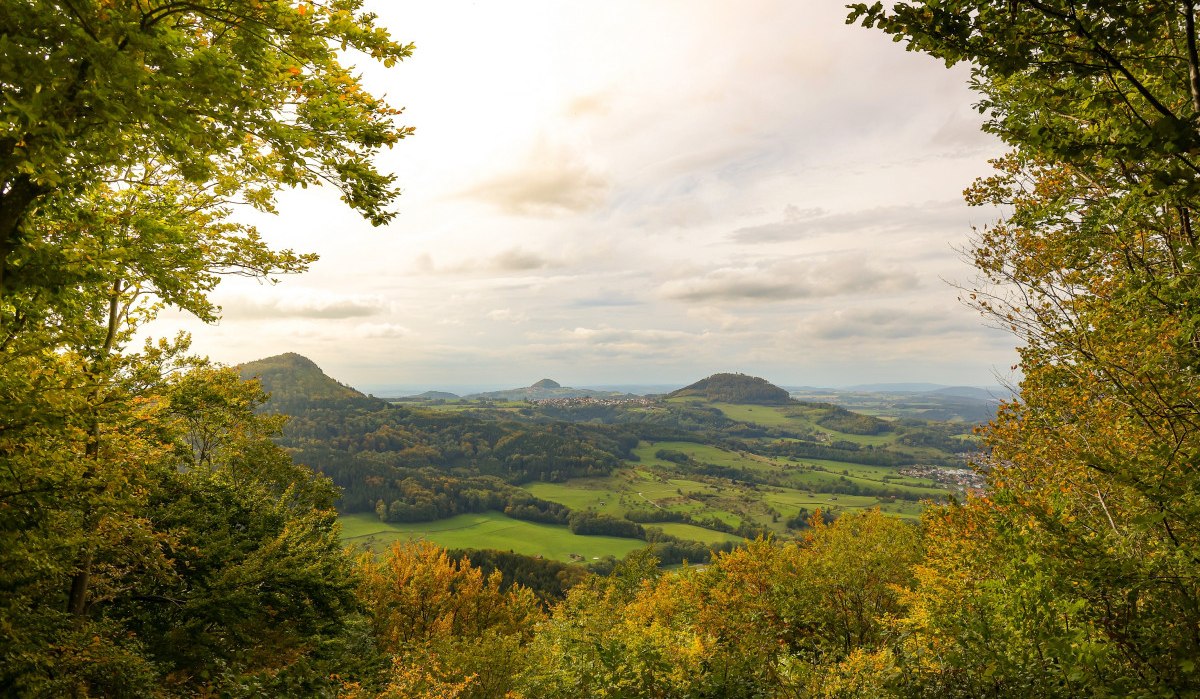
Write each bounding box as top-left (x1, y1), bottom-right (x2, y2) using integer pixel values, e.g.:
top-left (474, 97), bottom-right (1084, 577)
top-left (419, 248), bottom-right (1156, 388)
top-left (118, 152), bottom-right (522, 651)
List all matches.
top-left (238, 352), bottom-right (381, 410)
top-left (668, 372), bottom-right (793, 405)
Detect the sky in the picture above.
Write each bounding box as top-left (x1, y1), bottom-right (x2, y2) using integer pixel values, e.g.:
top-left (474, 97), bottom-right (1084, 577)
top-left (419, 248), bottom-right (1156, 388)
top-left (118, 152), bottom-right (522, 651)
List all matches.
top-left (146, 0), bottom-right (1019, 393)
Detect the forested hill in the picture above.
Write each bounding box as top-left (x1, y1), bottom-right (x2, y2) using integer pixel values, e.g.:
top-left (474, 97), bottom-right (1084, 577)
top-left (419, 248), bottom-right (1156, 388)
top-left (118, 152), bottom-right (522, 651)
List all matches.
top-left (239, 352), bottom-right (386, 411)
top-left (236, 354), bottom-right (639, 520)
top-left (668, 372), bottom-right (793, 404)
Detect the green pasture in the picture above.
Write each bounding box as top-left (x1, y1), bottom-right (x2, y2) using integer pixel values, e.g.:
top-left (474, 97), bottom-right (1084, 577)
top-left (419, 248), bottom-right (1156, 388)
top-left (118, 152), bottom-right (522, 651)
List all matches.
top-left (339, 511), bottom-right (645, 562)
top-left (710, 402), bottom-right (799, 428)
top-left (649, 523), bottom-right (745, 545)
top-left (523, 467), bottom-right (764, 537)
top-left (760, 487), bottom-right (925, 521)
top-left (524, 479), bottom-right (630, 517)
top-left (792, 459), bottom-right (939, 486)
top-left (635, 441), bottom-right (781, 473)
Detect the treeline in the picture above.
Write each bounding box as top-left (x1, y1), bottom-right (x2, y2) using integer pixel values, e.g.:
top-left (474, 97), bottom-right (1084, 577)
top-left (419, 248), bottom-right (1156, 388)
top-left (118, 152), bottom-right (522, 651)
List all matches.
top-left (761, 438), bottom-right (937, 467)
top-left (811, 403), bottom-right (893, 435)
top-left (361, 473), bottom-right (571, 525)
top-left (448, 549), bottom-right (590, 606)
top-left (626, 506), bottom-right (770, 539)
top-left (567, 511), bottom-right (645, 538)
top-left (268, 402), bottom-right (640, 517)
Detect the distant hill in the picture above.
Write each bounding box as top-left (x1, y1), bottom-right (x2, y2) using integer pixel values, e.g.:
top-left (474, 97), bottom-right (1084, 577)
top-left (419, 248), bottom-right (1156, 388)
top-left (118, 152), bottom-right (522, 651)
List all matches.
top-left (844, 382), bottom-right (947, 393)
top-left (397, 390), bottom-right (461, 401)
top-left (238, 353), bottom-right (383, 410)
top-left (469, 379), bottom-right (633, 401)
top-left (928, 386), bottom-right (1006, 401)
top-left (669, 373), bottom-right (793, 405)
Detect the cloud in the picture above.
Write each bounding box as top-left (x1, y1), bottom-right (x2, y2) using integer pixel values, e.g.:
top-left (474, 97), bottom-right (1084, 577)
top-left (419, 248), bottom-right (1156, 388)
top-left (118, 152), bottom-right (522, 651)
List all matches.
top-left (492, 248), bottom-right (550, 271)
top-left (569, 293), bottom-right (643, 308)
top-left (218, 290), bottom-right (387, 320)
top-left (804, 306), bottom-right (985, 341)
top-left (412, 247), bottom-right (554, 275)
top-left (462, 138), bottom-right (610, 217)
top-left (356, 322), bottom-right (411, 338)
top-left (686, 306), bottom-right (753, 331)
top-left (565, 92), bottom-right (611, 119)
top-left (660, 257), bottom-right (920, 304)
top-left (487, 308), bottom-right (529, 323)
top-left (560, 327), bottom-right (694, 344)
top-left (730, 200), bottom-right (977, 244)
top-left (523, 326), bottom-right (698, 361)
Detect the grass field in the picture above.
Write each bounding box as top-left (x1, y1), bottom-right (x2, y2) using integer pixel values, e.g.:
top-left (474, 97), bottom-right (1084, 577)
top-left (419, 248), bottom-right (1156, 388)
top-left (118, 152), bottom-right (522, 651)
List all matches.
top-left (520, 437), bottom-right (950, 541)
top-left (649, 522), bottom-right (745, 544)
top-left (339, 511), bottom-right (646, 562)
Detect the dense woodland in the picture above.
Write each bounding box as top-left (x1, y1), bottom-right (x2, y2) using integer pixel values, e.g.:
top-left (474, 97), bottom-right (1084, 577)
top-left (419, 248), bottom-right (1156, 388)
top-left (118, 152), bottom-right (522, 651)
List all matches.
top-left (3, 1), bottom-right (1200, 697)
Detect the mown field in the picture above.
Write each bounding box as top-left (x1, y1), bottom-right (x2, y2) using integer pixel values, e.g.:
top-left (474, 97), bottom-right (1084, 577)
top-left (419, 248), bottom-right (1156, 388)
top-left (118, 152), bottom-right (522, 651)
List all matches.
top-left (340, 511), bottom-right (646, 562)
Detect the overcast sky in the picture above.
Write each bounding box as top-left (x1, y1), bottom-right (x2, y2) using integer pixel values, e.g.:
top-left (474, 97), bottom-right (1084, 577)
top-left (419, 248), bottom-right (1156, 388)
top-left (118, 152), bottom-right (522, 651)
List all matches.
top-left (145, 0), bottom-right (1018, 392)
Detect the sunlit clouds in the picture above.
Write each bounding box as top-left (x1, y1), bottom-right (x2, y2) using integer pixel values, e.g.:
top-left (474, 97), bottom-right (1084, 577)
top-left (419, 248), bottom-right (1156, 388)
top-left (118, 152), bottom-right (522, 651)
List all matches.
top-left (145, 0), bottom-right (1016, 391)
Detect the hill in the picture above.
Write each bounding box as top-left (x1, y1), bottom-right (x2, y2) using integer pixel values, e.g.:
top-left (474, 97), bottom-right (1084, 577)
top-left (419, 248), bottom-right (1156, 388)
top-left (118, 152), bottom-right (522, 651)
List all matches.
top-left (397, 390), bottom-right (461, 401)
top-left (238, 352), bottom-right (384, 411)
top-left (469, 379), bottom-right (633, 401)
top-left (232, 355), bottom-right (971, 565)
top-left (668, 372), bottom-right (793, 405)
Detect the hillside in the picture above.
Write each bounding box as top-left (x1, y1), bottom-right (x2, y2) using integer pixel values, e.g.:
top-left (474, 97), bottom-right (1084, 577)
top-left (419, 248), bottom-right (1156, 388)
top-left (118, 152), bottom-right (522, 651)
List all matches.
top-left (238, 352), bottom-right (383, 411)
top-left (668, 372), bottom-right (793, 405)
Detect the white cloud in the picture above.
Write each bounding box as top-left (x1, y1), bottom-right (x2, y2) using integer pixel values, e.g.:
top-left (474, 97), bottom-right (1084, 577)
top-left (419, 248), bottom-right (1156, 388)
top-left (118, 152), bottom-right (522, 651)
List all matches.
top-left (659, 257), bottom-right (920, 304)
top-left (142, 0), bottom-right (1017, 388)
top-left (487, 308), bottom-right (529, 323)
top-left (460, 137), bottom-right (610, 217)
top-left (356, 322), bottom-right (412, 338)
top-left (217, 289), bottom-right (388, 320)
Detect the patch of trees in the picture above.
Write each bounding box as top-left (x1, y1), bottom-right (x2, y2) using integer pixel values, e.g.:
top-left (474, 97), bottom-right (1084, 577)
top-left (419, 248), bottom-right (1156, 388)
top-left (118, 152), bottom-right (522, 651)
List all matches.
top-left (567, 511), bottom-right (646, 539)
top-left (812, 404), bottom-right (893, 435)
top-left (895, 421), bottom-right (976, 452)
top-left (643, 529), bottom-right (742, 565)
top-left (361, 474), bottom-right (570, 525)
top-left (449, 549), bottom-right (590, 606)
top-left (624, 508), bottom-right (688, 524)
top-left (785, 507), bottom-right (838, 530)
top-left (625, 507), bottom-right (765, 539)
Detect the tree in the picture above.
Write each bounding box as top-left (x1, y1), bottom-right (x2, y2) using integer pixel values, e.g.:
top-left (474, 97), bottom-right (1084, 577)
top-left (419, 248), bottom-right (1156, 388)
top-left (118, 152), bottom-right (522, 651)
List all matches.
top-left (0, 1), bottom-right (412, 692)
top-left (851, 1), bottom-right (1200, 693)
top-left (519, 514), bottom-right (922, 698)
top-left (354, 541), bottom-right (542, 699)
top-left (2, 0), bottom-right (412, 283)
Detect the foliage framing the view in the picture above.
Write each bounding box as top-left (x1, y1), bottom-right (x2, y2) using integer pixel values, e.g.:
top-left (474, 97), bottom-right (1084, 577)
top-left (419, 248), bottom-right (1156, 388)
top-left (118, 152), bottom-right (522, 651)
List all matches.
top-left (0, 1), bottom-right (411, 694)
top-left (7, 0), bottom-right (1200, 696)
top-left (848, 1), bottom-right (1200, 694)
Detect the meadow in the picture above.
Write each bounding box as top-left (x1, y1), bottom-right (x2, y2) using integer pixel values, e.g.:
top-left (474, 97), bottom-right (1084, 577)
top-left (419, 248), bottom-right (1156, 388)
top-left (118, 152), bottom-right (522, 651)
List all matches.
top-left (339, 511), bottom-right (646, 562)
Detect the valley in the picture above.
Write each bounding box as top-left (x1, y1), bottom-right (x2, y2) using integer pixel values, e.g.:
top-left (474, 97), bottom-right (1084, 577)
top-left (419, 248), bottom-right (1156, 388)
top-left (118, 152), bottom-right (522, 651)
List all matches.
top-left (241, 355), bottom-right (985, 565)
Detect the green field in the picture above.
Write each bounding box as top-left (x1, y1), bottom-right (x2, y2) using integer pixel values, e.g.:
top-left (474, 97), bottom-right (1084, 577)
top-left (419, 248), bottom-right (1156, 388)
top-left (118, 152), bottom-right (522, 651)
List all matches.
top-left (340, 511), bottom-right (646, 562)
top-left (709, 402), bottom-right (799, 428)
top-left (649, 522), bottom-right (745, 544)
top-left (347, 394), bottom-right (961, 562)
